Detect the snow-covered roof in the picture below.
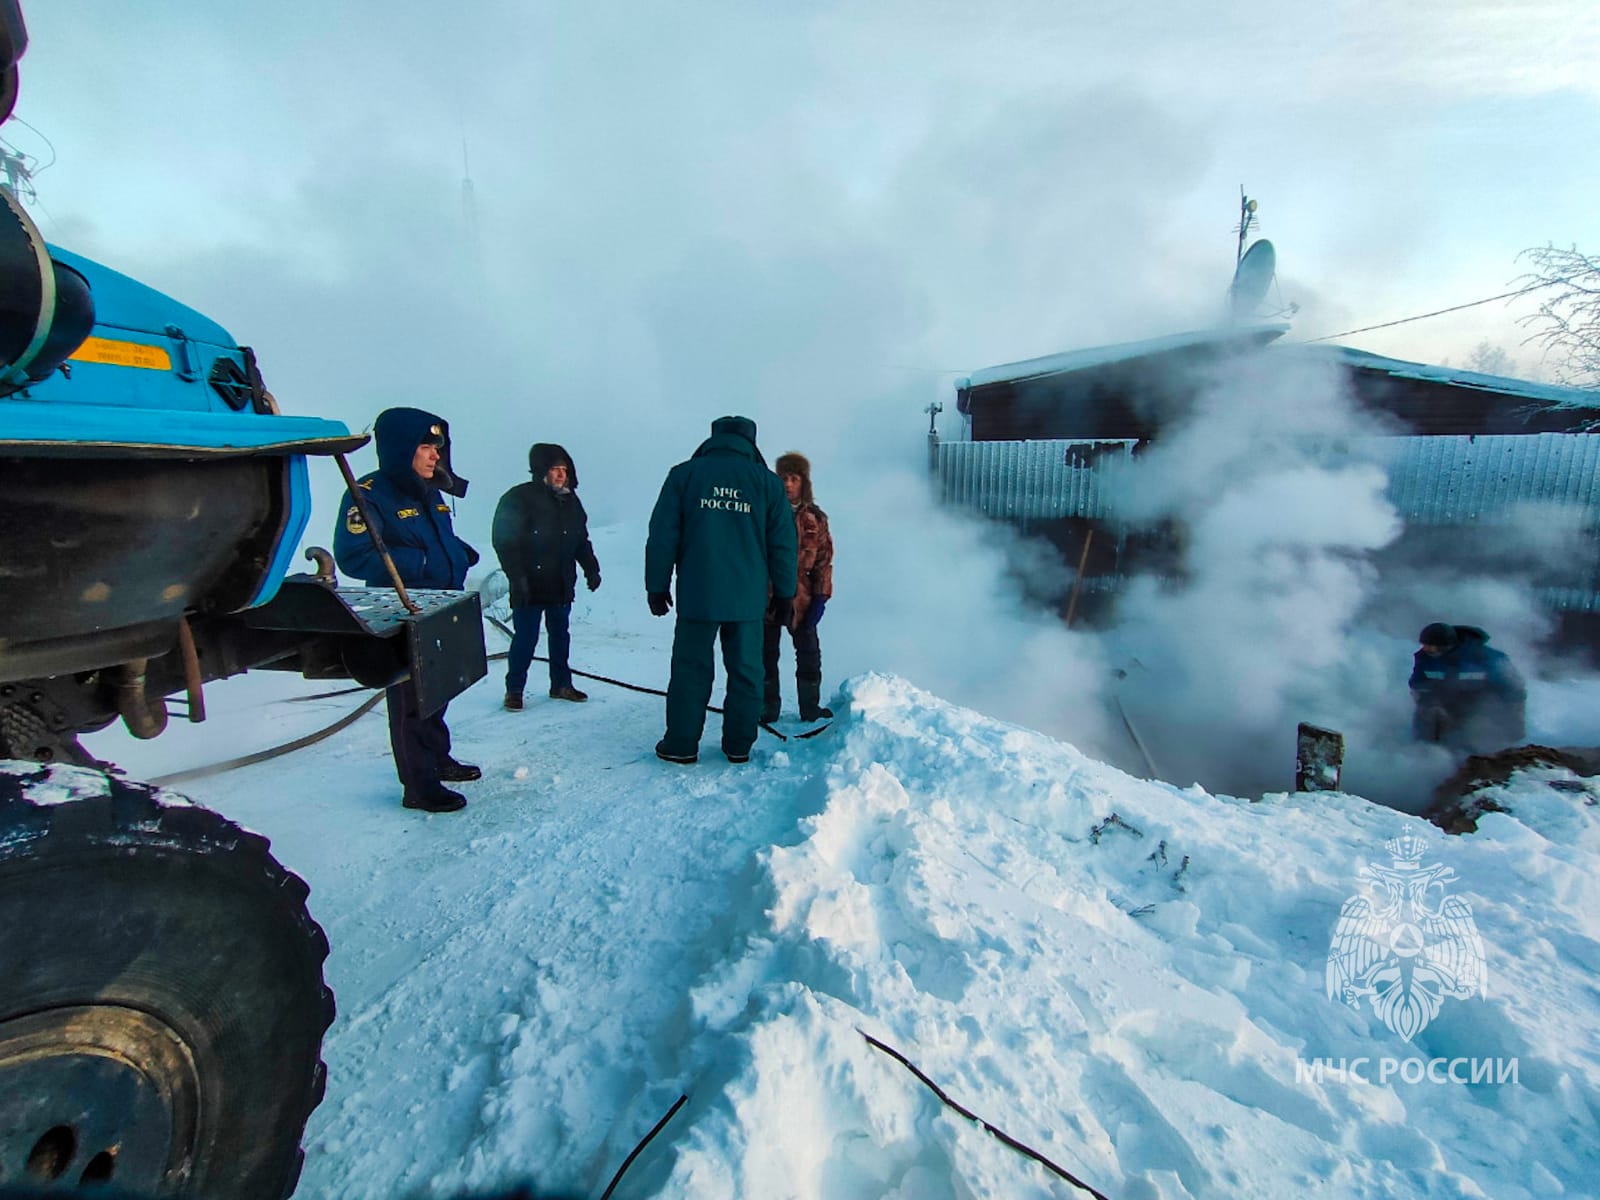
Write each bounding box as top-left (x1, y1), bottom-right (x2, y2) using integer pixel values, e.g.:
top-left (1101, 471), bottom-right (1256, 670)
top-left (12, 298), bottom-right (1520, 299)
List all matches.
top-left (959, 326), bottom-right (1600, 413)
top-left (1297, 344), bottom-right (1600, 410)
top-left (959, 324), bottom-right (1291, 391)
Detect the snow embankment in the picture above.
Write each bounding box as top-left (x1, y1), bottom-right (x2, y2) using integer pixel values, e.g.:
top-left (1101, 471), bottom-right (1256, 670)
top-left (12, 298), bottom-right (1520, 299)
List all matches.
top-left (137, 650), bottom-right (1597, 1199)
top-left (640, 673), bottom-right (1600, 1199)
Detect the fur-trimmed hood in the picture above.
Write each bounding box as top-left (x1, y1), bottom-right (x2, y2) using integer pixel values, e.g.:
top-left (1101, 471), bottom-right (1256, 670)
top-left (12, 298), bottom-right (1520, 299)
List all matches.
top-left (528, 442), bottom-right (579, 488)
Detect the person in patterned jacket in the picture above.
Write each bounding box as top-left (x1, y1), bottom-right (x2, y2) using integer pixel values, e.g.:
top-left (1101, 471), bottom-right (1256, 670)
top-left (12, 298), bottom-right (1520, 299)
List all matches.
top-left (763, 451), bottom-right (834, 723)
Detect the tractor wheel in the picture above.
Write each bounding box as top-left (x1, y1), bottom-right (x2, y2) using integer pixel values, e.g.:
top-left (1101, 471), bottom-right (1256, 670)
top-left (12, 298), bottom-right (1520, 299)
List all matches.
top-left (0, 762), bottom-right (335, 1199)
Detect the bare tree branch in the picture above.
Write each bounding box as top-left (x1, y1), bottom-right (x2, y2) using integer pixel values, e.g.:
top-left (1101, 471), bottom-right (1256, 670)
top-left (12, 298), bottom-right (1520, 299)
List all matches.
top-left (1516, 244), bottom-right (1600, 389)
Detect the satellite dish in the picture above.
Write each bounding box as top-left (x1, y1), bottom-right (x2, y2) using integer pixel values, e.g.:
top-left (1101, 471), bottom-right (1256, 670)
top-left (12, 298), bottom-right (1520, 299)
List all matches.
top-left (1228, 238), bottom-right (1276, 319)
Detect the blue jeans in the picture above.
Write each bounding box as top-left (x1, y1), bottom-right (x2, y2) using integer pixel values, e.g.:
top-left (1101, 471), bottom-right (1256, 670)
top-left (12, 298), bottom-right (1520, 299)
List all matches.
top-left (505, 603), bottom-right (573, 694)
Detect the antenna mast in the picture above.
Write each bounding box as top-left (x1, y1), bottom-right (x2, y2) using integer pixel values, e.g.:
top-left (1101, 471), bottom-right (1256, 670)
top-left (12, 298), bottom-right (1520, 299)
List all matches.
top-left (1235, 186), bottom-right (1258, 264)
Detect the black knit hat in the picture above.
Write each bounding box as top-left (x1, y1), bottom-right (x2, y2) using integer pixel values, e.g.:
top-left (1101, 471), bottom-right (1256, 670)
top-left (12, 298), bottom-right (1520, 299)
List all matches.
top-left (1419, 622), bottom-right (1458, 648)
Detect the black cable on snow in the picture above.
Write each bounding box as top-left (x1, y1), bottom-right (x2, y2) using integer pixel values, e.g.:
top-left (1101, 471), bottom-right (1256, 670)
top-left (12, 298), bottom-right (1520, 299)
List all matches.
top-left (485, 613), bottom-right (830, 741)
top-left (149, 614), bottom-right (832, 785)
top-left (484, 614), bottom-right (694, 704)
top-left (597, 1092), bottom-right (688, 1200)
top-left (149, 691), bottom-right (388, 787)
top-left (287, 684), bottom-right (373, 703)
top-left (859, 1030), bottom-right (1114, 1200)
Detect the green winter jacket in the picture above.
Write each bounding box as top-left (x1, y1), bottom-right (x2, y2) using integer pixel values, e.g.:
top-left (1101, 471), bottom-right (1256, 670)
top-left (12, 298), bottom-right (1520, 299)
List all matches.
top-left (645, 417), bottom-right (798, 622)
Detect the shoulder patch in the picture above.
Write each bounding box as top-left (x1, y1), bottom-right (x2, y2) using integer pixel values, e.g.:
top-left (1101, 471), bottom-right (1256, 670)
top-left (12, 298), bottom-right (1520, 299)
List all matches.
top-left (344, 505), bottom-right (367, 536)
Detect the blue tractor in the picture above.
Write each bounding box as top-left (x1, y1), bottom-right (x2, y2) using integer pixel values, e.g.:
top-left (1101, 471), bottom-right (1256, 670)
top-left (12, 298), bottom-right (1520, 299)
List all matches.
top-left (0, 8), bottom-right (487, 1197)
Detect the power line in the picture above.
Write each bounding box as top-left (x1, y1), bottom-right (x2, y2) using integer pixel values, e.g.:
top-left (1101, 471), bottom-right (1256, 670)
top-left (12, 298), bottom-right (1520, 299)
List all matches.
top-left (1304, 266), bottom-right (1600, 344)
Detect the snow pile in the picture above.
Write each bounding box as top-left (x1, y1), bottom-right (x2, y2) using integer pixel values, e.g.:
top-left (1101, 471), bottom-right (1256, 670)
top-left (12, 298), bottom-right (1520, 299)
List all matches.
top-left (1433, 758), bottom-right (1600, 856)
top-left (650, 675), bottom-right (1600, 1199)
top-left (82, 530), bottom-right (1600, 1199)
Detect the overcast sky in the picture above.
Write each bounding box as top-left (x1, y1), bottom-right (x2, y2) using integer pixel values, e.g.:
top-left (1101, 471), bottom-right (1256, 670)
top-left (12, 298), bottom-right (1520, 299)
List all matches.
top-left (10, 0), bottom-right (1600, 521)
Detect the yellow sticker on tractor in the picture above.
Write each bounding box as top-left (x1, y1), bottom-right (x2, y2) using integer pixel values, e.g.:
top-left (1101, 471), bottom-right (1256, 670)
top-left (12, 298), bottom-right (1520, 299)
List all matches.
top-left (68, 336), bottom-right (173, 371)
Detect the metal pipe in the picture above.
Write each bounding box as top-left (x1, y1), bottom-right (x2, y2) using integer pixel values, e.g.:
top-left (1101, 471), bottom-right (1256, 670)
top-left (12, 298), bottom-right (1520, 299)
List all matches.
top-left (1113, 693), bottom-right (1160, 780)
top-left (333, 452), bottom-right (420, 614)
top-left (114, 658), bottom-right (168, 740)
top-left (176, 616), bottom-right (206, 723)
top-left (303, 546), bottom-right (338, 584)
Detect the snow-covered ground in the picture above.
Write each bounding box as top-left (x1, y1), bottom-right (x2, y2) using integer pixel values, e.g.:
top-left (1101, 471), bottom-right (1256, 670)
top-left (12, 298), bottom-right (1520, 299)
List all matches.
top-left (84, 526), bottom-right (1600, 1200)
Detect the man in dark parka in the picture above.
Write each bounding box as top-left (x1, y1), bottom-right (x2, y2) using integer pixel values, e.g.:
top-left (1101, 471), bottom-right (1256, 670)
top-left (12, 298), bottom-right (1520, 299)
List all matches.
top-left (492, 442), bottom-right (601, 708)
top-left (1410, 622), bottom-right (1527, 753)
top-left (644, 416), bottom-right (798, 764)
top-left (334, 406), bottom-right (481, 813)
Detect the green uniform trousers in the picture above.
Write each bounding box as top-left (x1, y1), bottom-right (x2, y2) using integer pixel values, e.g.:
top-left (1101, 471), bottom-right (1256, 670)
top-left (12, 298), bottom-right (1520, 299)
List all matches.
top-left (662, 618), bottom-right (763, 758)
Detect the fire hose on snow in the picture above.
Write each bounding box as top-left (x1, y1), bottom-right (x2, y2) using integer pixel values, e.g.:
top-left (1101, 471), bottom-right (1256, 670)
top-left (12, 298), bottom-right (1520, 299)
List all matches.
top-left (147, 613), bottom-right (828, 786)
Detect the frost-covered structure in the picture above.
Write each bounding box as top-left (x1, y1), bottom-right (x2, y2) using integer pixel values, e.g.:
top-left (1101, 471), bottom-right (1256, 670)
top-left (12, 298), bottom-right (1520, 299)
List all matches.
top-left (940, 327), bottom-right (1600, 645)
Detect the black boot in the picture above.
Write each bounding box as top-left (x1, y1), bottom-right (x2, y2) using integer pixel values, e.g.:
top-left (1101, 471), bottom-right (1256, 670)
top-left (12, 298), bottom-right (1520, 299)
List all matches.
top-left (403, 786), bottom-right (467, 813)
top-left (438, 758), bottom-right (482, 782)
top-left (655, 739), bottom-right (698, 764)
top-left (797, 678), bottom-right (832, 722)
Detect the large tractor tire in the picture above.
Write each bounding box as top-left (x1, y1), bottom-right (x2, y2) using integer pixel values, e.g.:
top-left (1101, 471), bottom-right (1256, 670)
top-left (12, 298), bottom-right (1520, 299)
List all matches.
top-left (0, 762), bottom-right (334, 1199)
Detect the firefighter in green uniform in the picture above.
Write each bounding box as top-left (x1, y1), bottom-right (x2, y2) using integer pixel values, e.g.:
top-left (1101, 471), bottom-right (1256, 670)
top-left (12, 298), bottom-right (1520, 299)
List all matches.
top-left (645, 416), bottom-right (798, 764)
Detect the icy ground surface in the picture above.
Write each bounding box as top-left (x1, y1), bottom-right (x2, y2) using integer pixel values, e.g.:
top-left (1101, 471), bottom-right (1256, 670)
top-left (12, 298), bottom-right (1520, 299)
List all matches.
top-left (84, 527), bottom-right (1600, 1200)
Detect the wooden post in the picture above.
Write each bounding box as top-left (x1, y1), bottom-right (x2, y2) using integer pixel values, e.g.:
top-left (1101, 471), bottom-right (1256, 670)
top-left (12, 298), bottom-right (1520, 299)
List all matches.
top-left (1064, 528), bottom-right (1095, 628)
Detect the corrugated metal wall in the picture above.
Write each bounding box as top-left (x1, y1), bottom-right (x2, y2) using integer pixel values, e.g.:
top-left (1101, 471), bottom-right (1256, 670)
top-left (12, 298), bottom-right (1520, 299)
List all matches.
top-left (935, 434), bottom-right (1600, 525)
top-left (935, 439), bottom-right (1134, 519)
top-left (1374, 434), bottom-right (1600, 524)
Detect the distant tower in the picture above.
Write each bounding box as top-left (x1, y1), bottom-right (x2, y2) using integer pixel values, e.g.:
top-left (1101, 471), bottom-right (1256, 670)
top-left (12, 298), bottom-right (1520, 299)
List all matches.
top-left (460, 139), bottom-right (481, 268)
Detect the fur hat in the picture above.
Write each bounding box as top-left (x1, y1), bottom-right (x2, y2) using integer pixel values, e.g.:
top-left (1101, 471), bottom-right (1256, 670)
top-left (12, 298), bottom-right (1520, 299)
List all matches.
top-left (711, 415), bottom-right (758, 445)
top-left (775, 451), bottom-right (813, 504)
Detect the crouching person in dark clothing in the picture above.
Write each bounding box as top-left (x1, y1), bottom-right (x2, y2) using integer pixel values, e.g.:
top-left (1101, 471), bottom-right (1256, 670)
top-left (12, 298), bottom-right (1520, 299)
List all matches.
top-left (492, 442), bottom-right (601, 709)
top-left (335, 407), bottom-right (481, 813)
top-left (645, 416), bottom-right (797, 764)
top-left (1410, 622), bottom-right (1527, 753)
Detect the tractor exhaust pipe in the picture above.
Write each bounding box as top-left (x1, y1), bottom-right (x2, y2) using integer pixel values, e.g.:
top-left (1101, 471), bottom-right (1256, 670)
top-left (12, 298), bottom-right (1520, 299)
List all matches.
top-left (114, 658), bottom-right (168, 740)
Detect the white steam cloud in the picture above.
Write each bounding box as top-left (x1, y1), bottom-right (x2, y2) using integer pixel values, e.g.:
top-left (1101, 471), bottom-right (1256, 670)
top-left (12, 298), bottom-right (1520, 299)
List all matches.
top-left (22, 2), bottom-right (1600, 808)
